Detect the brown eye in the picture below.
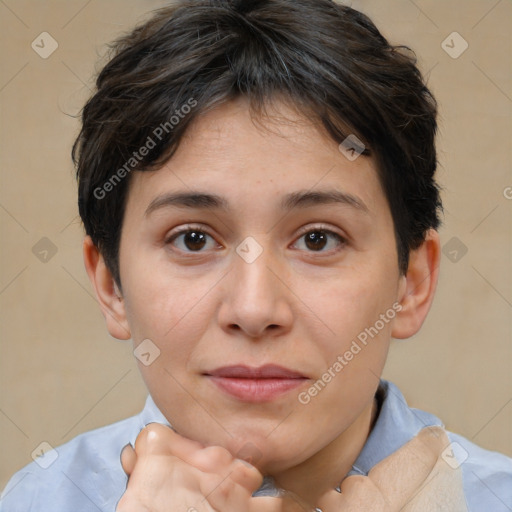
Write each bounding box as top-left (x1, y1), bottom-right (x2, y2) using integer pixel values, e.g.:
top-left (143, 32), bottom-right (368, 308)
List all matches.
top-left (167, 229), bottom-right (216, 252)
top-left (293, 229), bottom-right (345, 253)
top-left (304, 231), bottom-right (328, 251)
top-left (182, 231), bottom-right (207, 251)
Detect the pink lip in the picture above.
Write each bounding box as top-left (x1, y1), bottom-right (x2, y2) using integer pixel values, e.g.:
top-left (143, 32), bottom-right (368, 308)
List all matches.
top-left (205, 365), bottom-right (308, 402)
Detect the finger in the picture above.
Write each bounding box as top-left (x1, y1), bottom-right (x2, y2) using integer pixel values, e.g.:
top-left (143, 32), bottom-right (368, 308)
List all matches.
top-left (317, 426), bottom-right (446, 512)
top-left (189, 447), bottom-right (263, 493)
top-left (249, 495), bottom-right (311, 512)
top-left (135, 423), bottom-right (205, 462)
top-left (190, 445), bottom-right (234, 472)
top-left (227, 459), bottom-right (264, 493)
top-left (366, 425), bottom-right (443, 508)
top-left (120, 443), bottom-right (137, 476)
top-left (277, 490), bottom-right (318, 511)
top-left (249, 497), bottom-right (286, 512)
top-left (121, 451), bottom-right (214, 511)
top-left (199, 470), bottom-right (291, 512)
top-left (201, 474), bottom-right (250, 511)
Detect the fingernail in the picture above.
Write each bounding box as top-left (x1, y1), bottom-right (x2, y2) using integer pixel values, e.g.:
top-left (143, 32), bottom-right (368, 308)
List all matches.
top-left (120, 442), bottom-right (133, 466)
top-left (121, 442), bottom-right (134, 455)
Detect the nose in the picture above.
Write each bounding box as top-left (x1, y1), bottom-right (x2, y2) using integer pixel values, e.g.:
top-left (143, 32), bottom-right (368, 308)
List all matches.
top-left (217, 240), bottom-right (294, 339)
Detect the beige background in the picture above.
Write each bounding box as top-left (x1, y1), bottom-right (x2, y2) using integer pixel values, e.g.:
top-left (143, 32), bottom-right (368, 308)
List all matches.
top-left (0, 0), bottom-right (511, 491)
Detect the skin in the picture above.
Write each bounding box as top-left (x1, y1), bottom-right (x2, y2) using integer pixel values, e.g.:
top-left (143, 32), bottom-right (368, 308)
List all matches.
top-left (84, 96), bottom-right (440, 509)
top-left (117, 423), bottom-right (449, 511)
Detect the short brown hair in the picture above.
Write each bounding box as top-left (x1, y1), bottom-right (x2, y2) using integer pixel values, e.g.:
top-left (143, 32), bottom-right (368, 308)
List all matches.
top-left (73, 0), bottom-right (441, 287)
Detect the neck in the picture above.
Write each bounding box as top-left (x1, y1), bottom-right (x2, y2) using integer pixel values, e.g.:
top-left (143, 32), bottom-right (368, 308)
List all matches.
top-left (271, 396), bottom-right (378, 507)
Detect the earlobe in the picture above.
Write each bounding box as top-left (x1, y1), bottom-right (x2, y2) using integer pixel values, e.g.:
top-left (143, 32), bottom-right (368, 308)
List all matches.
top-left (391, 229), bottom-right (441, 339)
top-left (83, 236), bottom-right (131, 340)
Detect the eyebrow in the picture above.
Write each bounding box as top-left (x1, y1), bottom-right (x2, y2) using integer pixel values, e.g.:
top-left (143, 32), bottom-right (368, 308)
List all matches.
top-left (144, 189), bottom-right (369, 217)
top-left (281, 189), bottom-right (369, 213)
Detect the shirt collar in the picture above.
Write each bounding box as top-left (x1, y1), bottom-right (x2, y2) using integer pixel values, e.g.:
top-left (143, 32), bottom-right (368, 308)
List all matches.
top-left (347, 379), bottom-right (443, 476)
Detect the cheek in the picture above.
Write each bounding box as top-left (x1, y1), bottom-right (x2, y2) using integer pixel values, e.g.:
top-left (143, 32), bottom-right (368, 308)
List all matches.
top-left (122, 269), bottom-right (219, 423)
top-left (302, 266), bottom-right (397, 351)
top-left (122, 254), bottom-right (216, 341)
top-left (295, 279), bottom-right (393, 436)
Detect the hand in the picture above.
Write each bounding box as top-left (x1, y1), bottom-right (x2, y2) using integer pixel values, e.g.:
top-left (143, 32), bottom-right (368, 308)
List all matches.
top-left (316, 426), bottom-right (466, 512)
top-left (116, 423), bottom-right (312, 512)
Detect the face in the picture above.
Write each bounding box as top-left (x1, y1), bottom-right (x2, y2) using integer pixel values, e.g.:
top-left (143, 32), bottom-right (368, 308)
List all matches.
top-left (116, 97), bottom-right (404, 472)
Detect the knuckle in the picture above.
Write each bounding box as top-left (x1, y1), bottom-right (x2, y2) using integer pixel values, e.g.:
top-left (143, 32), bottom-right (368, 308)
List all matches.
top-left (201, 445), bottom-right (233, 466)
top-left (214, 477), bottom-right (235, 500)
top-left (203, 472), bottom-right (236, 501)
top-left (231, 459), bottom-right (262, 486)
top-left (135, 423), bottom-right (172, 454)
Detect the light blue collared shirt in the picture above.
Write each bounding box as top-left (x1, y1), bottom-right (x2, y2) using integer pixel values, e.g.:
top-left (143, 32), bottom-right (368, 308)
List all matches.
top-left (1, 380), bottom-right (511, 511)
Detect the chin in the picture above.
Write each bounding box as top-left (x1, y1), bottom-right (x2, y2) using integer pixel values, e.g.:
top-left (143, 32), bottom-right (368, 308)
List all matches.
top-left (222, 435), bottom-right (301, 473)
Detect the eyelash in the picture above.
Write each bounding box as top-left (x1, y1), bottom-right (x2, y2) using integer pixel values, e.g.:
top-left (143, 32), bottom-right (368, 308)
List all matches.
top-left (165, 224), bottom-right (347, 255)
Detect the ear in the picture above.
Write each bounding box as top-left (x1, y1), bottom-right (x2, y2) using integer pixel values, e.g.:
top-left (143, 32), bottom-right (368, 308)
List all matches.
top-left (83, 236), bottom-right (131, 340)
top-left (392, 229), bottom-right (441, 339)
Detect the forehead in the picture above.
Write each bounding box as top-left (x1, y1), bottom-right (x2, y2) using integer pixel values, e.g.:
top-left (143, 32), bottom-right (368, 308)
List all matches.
top-left (125, 97), bottom-right (386, 218)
